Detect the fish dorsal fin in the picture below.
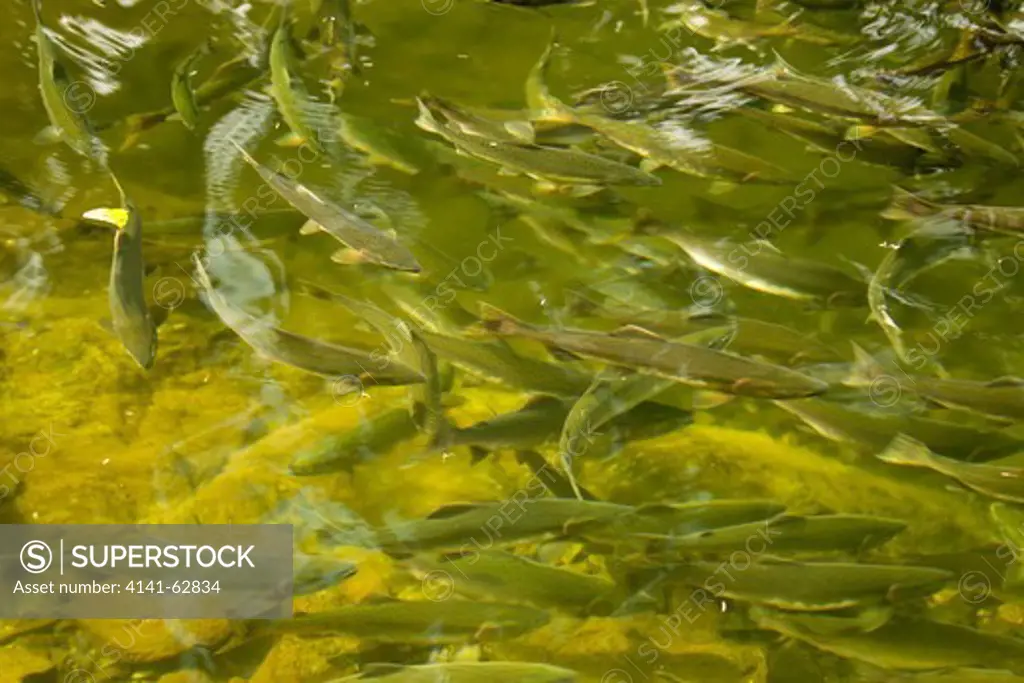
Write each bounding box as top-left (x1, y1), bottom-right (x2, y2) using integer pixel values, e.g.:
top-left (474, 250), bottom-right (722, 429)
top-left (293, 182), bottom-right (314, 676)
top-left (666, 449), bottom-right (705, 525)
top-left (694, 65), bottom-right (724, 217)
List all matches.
top-left (877, 433), bottom-right (935, 467)
top-left (639, 158), bottom-right (663, 173)
top-left (845, 342), bottom-right (886, 387)
top-left (754, 555), bottom-right (801, 566)
top-left (687, 310), bottom-right (729, 324)
top-left (770, 50), bottom-right (798, 76)
top-left (746, 238), bottom-right (781, 255)
top-left (439, 550), bottom-right (475, 562)
top-left (331, 248), bottom-right (369, 265)
top-left (477, 302), bottom-right (514, 322)
top-left (425, 502), bottom-right (485, 519)
top-left (523, 395), bottom-right (565, 410)
top-left (988, 376), bottom-right (1024, 388)
top-left (693, 516), bottom-right (798, 539)
top-left (632, 503), bottom-right (681, 517)
top-left (611, 324), bottom-right (664, 340)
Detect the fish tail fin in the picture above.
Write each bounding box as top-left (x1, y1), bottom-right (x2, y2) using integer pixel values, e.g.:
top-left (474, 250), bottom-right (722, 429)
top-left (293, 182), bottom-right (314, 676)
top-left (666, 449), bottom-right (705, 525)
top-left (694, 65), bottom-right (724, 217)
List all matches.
top-left (844, 342), bottom-right (886, 388)
top-left (525, 27), bottom-right (573, 119)
top-left (877, 433), bottom-right (935, 468)
top-left (469, 446), bottom-right (492, 465)
top-left (427, 415), bottom-right (457, 449)
top-left (881, 187), bottom-right (936, 221)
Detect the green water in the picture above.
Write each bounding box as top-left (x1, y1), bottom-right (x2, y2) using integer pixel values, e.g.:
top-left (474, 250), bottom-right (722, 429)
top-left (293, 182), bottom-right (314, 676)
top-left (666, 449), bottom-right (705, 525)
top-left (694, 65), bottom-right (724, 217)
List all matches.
top-left (5, 0), bottom-right (1024, 680)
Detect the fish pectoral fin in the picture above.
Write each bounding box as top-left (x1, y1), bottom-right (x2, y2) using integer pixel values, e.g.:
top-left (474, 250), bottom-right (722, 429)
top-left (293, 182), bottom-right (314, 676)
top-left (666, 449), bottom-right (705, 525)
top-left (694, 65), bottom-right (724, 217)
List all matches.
top-left (274, 131), bottom-right (307, 147)
top-left (475, 302), bottom-right (526, 336)
top-left (845, 342), bottom-right (885, 387)
top-left (330, 248), bottom-right (369, 265)
top-left (877, 433), bottom-right (935, 467)
top-left (503, 120), bottom-right (536, 142)
top-left (32, 126), bottom-right (61, 146)
top-left (298, 220), bottom-right (323, 236)
top-left (691, 390), bottom-right (734, 410)
top-left (532, 179), bottom-right (560, 194)
top-left (565, 184), bottom-right (603, 198)
top-left (708, 180), bottom-right (737, 196)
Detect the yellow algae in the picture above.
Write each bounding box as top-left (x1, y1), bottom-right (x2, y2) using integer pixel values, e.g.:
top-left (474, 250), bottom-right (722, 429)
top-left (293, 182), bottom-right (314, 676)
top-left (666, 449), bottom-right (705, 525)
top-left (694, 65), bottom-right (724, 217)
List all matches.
top-left (0, 645), bottom-right (54, 681)
top-left (0, 305), bottom-right (266, 523)
top-left (0, 620), bottom-right (55, 646)
top-left (157, 671), bottom-right (215, 683)
top-left (77, 619), bottom-right (236, 664)
top-left (141, 400), bottom-right (370, 524)
top-left (293, 549), bottom-right (397, 612)
top-left (144, 384), bottom-right (526, 526)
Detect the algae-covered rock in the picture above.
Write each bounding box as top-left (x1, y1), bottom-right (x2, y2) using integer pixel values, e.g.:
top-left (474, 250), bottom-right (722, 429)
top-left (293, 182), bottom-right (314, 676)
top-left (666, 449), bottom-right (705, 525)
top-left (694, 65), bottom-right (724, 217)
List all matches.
top-left (0, 644), bottom-right (54, 681)
top-left (293, 548), bottom-right (398, 613)
top-left (144, 388), bottom-right (510, 527)
top-left (0, 302), bottom-right (272, 524)
top-left (77, 619), bottom-right (236, 665)
top-left (0, 619), bottom-right (54, 646)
